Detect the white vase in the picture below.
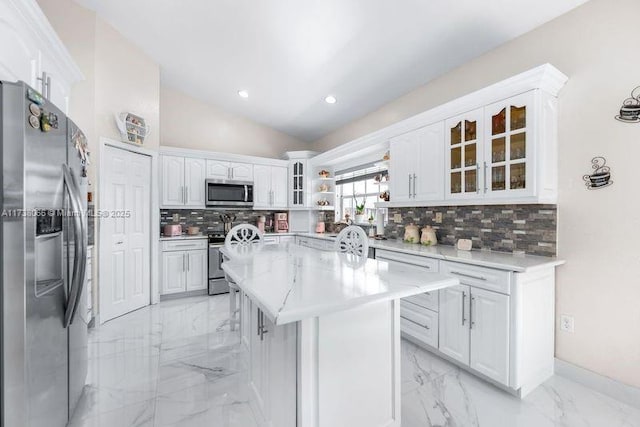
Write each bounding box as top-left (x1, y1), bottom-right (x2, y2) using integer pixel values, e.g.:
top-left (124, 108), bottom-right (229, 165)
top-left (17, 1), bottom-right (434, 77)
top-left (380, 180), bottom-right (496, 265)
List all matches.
top-left (355, 214), bottom-right (365, 224)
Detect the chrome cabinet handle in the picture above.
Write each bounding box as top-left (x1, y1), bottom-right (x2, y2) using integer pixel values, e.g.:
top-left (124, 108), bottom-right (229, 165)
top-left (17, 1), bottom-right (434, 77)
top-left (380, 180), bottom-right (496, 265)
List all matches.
top-left (450, 270), bottom-right (487, 281)
top-left (408, 174), bottom-right (412, 198)
top-left (115, 240), bottom-right (124, 245)
top-left (187, 254), bottom-right (190, 271)
top-left (260, 310), bottom-right (268, 340)
top-left (185, 187), bottom-right (189, 203)
top-left (461, 291), bottom-right (467, 326)
top-left (476, 164), bottom-right (481, 194)
top-left (257, 308), bottom-right (261, 336)
top-left (470, 295), bottom-right (476, 329)
top-left (413, 173), bottom-right (417, 198)
top-left (484, 162), bottom-right (488, 193)
top-left (182, 253), bottom-right (186, 271)
top-left (402, 315), bottom-right (430, 330)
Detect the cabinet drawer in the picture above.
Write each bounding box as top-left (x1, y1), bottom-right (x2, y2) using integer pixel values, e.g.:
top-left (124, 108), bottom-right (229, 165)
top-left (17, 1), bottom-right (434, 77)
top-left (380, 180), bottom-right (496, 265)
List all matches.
top-left (400, 302), bottom-right (438, 348)
top-left (441, 261), bottom-right (511, 295)
top-left (298, 237), bottom-right (332, 250)
top-left (263, 236), bottom-right (279, 245)
top-left (376, 249), bottom-right (439, 271)
top-left (161, 239), bottom-right (208, 252)
top-left (404, 290), bottom-right (439, 312)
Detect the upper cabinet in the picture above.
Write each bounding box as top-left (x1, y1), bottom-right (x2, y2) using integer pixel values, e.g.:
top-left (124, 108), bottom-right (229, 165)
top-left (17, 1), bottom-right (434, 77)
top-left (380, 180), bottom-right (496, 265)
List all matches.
top-left (253, 165), bottom-right (288, 210)
top-left (445, 91), bottom-right (538, 201)
top-left (0, 0), bottom-right (83, 114)
top-left (289, 160), bottom-right (309, 208)
top-left (445, 108), bottom-right (484, 199)
top-left (206, 160), bottom-right (253, 181)
top-left (161, 155), bottom-right (205, 208)
top-left (390, 122), bottom-right (444, 203)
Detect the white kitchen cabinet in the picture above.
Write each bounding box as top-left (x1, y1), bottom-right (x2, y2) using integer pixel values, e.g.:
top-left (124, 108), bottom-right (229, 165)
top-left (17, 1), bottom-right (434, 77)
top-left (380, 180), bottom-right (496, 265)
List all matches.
top-left (263, 236), bottom-right (279, 245)
top-left (390, 122), bottom-right (444, 203)
top-left (161, 155), bottom-right (185, 206)
top-left (469, 287), bottom-right (510, 385)
top-left (253, 165), bottom-right (288, 209)
top-left (0, 0), bottom-right (82, 114)
top-left (185, 250), bottom-right (207, 291)
top-left (161, 251), bottom-right (187, 295)
top-left (206, 159), bottom-right (253, 181)
top-left (443, 91), bottom-right (555, 203)
top-left (289, 159), bottom-right (309, 208)
top-left (160, 239), bottom-right (208, 295)
top-left (438, 284), bottom-right (470, 365)
top-left (161, 156), bottom-right (205, 208)
top-left (184, 158), bottom-right (206, 207)
top-left (445, 108), bottom-right (485, 199)
top-left (248, 303), bottom-right (296, 427)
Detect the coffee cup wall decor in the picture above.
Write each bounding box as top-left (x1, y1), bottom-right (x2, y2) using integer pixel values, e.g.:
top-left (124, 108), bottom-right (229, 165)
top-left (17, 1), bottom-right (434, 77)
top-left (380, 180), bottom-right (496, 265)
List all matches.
top-left (615, 86), bottom-right (640, 123)
top-left (583, 156), bottom-right (613, 190)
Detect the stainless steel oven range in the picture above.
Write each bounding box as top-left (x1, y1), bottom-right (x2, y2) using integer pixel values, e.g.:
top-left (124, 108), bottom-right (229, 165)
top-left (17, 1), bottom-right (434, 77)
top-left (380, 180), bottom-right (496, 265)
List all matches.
top-left (208, 233), bottom-right (229, 295)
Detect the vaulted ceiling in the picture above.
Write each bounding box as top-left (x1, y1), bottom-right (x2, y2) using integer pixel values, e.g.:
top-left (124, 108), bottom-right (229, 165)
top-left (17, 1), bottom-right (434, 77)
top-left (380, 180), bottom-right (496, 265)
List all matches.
top-left (76, 0), bottom-right (588, 141)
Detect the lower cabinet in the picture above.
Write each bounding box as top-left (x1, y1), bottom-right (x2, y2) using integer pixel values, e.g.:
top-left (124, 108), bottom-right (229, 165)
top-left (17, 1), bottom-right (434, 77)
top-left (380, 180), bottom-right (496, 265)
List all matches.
top-left (248, 301), bottom-right (297, 427)
top-left (438, 284), bottom-right (471, 364)
top-left (160, 240), bottom-right (208, 295)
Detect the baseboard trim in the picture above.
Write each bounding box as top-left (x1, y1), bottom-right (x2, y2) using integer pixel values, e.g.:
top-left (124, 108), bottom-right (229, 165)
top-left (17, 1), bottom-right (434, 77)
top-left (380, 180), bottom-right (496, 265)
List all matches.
top-left (555, 358), bottom-right (640, 409)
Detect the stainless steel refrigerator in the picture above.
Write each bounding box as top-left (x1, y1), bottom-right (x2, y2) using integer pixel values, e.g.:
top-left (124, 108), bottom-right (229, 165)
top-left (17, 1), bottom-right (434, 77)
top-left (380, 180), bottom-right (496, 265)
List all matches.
top-left (0, 81), bottom-right (89, 427)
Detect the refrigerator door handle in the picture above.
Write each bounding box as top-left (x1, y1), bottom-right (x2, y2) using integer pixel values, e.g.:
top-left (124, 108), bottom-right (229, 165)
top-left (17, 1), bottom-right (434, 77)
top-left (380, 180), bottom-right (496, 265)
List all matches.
top-left (63, 164), bottom-right (88, 327)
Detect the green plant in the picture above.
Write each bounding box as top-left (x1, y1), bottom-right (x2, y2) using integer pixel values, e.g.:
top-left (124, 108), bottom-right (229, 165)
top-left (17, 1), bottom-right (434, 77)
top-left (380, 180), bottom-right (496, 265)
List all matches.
top-left (355, 199), bottom-right (365, 215)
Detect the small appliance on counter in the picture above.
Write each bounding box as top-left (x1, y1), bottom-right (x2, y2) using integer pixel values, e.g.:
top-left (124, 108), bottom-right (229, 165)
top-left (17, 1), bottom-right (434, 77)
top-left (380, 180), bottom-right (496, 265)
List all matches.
top-left (220, 214), bottom-right (235, 234)
top-left (275, 212), bottom-right (289, 233)
top-left (315, 212), bottom-right (325, 233)
top-left (164, 224), bottom-right (182, 237)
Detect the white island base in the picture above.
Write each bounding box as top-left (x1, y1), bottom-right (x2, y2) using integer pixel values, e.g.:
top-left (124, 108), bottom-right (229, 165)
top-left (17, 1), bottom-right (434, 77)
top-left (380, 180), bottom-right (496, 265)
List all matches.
top-left (242, 295), bottom-right (404, 427)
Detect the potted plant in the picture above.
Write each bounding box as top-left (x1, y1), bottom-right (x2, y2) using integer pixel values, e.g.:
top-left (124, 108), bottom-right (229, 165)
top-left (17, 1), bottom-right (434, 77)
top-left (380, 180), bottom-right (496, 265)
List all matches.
top-left (355, 200), bottom-right (366, 224)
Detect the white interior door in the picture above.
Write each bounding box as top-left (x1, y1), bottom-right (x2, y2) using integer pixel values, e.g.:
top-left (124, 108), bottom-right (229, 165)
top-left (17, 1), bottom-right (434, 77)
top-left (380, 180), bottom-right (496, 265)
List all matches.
top-left (102, 146), bottom-right (152, 322)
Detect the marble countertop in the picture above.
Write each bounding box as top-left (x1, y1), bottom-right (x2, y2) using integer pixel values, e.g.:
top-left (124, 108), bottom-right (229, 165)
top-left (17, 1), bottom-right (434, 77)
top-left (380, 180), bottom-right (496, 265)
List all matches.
top-left (222, 244), bottom-right (458, 325)
top-left (296, 233), bottom-right (564, 273)
top-left (159, 234), bottom-right (207, 241)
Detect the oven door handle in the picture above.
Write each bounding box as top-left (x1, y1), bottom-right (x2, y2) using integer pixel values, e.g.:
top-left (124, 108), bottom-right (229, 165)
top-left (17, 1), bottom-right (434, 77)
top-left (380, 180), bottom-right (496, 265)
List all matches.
top-left (244, 185), bottom-right (248, 202)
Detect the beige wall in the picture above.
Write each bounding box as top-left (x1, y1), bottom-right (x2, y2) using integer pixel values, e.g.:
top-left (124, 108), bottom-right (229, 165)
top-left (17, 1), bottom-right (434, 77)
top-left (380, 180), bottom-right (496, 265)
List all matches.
top-left (160, 86), bottom-right (305, 157)
top-left (94, 19), bottom-right (160, 150)
top-left (313, 0), bottom-right (640, 387)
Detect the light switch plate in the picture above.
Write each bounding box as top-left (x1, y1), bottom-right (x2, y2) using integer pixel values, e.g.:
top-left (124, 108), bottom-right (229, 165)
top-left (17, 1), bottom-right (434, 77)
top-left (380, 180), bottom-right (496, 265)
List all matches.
top-left (393, 213), bottom-right (402, 223)
top-left (434, 212), bottom-right (443, 223)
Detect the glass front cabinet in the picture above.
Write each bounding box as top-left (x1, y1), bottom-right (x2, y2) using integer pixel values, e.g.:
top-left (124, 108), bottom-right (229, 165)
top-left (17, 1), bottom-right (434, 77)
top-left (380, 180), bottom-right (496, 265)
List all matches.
top-left (289, 159), bottom-right (308, 208)
top-left (445, 91), bottom-right (538, 201)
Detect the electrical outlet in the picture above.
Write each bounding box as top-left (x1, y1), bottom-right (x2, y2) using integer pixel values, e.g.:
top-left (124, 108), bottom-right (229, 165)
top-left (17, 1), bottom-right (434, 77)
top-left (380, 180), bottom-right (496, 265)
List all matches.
top-left (560, 315), bottom-right (574, 333)
top-left (393, 213), bottom-right (402, 223)
top-left (434, 212), bottom-right (443, 223)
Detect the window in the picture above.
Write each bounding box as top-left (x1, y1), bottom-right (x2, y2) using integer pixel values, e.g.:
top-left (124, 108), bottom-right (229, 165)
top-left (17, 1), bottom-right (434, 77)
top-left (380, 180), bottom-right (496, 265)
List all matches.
top-left (335, 166), bottom-right (388, 225)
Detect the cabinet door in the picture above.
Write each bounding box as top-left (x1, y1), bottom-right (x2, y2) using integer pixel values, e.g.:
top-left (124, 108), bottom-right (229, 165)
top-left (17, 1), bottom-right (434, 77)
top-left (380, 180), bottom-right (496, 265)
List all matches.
top-left (39, 54), bottom-right (71, 114)
top-left (271, 166), bottom-right (289, 208)
top-left (249, 306), bottom-right (268, 416)
top-left (389, 132), bottom-right (416, 202)
top-left (414, 122), bottom-right (445, 201)
top-left (185, 250), bottom-right (207, 291)
top-left (206, 159), bottom-right (230, 179)
top-left (289, 160), bottom-right (306, 208)
top-left (161, 156), bottom-right (185, 206)
top-left (266, 319), bottom-right (297, 427)
top-left (469, 288), bottom-right (510, 385)
top-left (240, 292), bottom-right (252, 349)
top-left (184, 158), bottom-right (206, 207)
top-left (161, 251), bottom-right (186, 294)
top-left (438, 285), bottom-right (470, 365)
top-left (445, 109), bottom-right (484, 200)
top-left (0, 2), bottom-right (40, 87)
top-left (253, 165), bottom-right (272, 208)
top-left (484, 92), bottom-right (535, 199)
top-left (231, 162), bottom-right (253, 181)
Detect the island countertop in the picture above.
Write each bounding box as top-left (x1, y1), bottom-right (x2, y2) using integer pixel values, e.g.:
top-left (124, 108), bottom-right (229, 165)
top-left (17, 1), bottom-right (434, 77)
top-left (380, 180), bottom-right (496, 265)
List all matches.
top-left (221, 244), bottom-right (458, 325)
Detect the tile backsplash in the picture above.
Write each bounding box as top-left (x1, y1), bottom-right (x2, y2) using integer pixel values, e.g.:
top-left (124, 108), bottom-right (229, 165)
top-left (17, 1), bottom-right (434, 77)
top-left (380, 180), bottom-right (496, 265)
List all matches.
top-left (160, 209), bottom-right (285, 235)
top-left (385, 204), bottom-right (557, 256)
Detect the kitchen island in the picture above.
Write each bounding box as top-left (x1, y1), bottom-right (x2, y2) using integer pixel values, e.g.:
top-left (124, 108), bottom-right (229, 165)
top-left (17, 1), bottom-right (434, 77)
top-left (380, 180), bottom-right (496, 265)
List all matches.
top-left (222, 243), bottom-right (458, 427)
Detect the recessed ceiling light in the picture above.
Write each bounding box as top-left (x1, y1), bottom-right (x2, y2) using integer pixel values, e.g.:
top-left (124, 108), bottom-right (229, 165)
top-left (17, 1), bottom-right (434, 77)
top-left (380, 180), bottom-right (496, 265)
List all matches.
top-left (325, 95), bottom-right (337, 104)
top-left (238, 90), bottom-right (249, 99)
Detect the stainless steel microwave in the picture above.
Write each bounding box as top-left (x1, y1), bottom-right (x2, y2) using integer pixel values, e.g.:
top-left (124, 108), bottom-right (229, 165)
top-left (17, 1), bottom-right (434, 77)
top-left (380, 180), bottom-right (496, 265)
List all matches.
top-left (205, 179), bottom-right (253, 207)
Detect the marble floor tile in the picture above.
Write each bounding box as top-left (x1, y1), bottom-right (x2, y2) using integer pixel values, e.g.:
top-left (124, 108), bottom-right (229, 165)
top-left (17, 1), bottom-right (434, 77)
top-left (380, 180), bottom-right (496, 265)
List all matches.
top-left (72, 295), bottom-right (640, 427)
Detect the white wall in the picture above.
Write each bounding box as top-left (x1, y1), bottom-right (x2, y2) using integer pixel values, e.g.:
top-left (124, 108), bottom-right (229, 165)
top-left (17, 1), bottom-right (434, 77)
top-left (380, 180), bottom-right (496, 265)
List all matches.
top-left (313, 0), bottom-right (640, 388)
top-left (160, 85), bottom-right (306, 157)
